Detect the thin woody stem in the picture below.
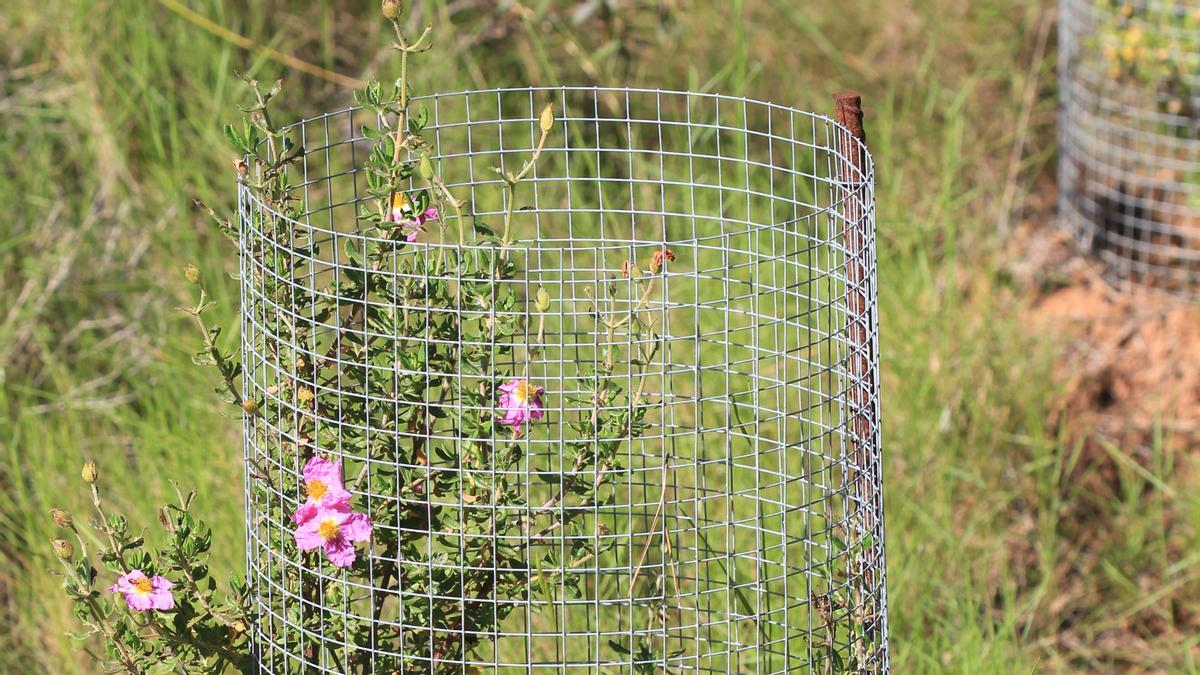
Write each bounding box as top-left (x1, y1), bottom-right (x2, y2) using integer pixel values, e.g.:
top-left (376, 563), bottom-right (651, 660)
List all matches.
top-left (89, 484), bottom-right (127, 570)
top-left (188, 287), bottom-right (243, 407)
top-left (60, 555), bottom-right (139, 672)
top-left (500, 124), bottom-right (551, 255)
top-left (626, 452), bottom-right (671, 596)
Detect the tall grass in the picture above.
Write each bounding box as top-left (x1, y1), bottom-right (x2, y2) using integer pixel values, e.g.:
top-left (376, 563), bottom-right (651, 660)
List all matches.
top-left (2, 0), bottom-right (1196, 672)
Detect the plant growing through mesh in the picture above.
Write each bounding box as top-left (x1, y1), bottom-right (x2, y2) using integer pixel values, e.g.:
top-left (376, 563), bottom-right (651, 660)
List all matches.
top-left (217, 2), bottom-right (669, 671)
top-left (1061, 0), bottom-right (1200, 294)
top-left (1088, 1), bottom-right (1200, 120)
top-left (52, 5), bottom-right (890, 672)
top-left (51, 3), bottom-right (674, 671)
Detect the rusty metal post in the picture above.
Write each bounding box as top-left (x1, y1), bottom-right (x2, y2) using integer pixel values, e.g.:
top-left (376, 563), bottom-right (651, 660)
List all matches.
top-left (833, 91), bottom-right (876, 516)
top-left (833, 91), bottom-right (888, 668)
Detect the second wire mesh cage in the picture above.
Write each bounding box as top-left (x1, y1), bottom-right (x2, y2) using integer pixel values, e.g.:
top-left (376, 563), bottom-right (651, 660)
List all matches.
top-left (239, 86), bottom-right (887, 673)
top-left (1060, 0), bottom-right (1200, 296)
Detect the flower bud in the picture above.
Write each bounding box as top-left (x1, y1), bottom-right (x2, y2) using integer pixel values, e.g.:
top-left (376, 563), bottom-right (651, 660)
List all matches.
top-left (51, 539), bottom-right (74, 561)
top-left (241, 400), bottom-right (260, 415)
top-left (381, 0), bottom-right (402, 20)
top-left (81, 461), bottom-right (98, 484)
top-left (184, 264), bottom-right (201, 284)
top-left (419, 155), bottom-right (435, 181)
top-left (51, 508), bottom-right (73, 529)
top-left (539, 102), bottom-right (555, 133)
top-left (535, 287), bottom-right (551, 313)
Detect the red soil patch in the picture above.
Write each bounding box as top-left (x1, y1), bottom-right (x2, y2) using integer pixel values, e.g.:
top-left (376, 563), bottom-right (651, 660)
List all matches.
top-left (1023, 228), bottom-right (1200, 440)
top-left (1011, 224), bottom-right (1200, 668)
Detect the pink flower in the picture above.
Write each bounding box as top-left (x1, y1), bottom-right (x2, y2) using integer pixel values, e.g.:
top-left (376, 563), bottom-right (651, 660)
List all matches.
top-left (389, 193), bottom-right (439, 242)
top-left (498, 378), bottom-right (546, 433)
top-left (108, 570), bottom-right (174, 611)
top-left (294, 506), bottom-right (373, 568)
top-left (291, 455), bottom-right (353, 525)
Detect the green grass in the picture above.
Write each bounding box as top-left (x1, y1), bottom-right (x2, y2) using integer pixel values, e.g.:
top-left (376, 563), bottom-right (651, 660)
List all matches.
top-left (2, 0), bottom-right (1198, 672)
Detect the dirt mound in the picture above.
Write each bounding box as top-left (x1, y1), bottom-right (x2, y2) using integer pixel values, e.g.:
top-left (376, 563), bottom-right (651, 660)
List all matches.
top-left (1016, 223), bottom-right (1200, 438)
top-left (1032, 280), bottom-right (1200, 438)
top-left (1010, 223), bottom-right (1200, 668)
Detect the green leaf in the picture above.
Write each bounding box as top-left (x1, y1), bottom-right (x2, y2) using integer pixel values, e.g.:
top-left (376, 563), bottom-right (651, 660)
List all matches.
top-left (222, 123), bottom-right (245, 153)
top-left (408, 105), bottom-right (429, 134)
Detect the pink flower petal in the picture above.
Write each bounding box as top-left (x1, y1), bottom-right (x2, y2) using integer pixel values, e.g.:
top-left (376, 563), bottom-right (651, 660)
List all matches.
top-left (112, 570), bottom-right (143, 594)
top-left (109, 570), bottom-right (174, 611)
top-left (302, 456), bottom-right (341, 484)
top-left (298, 456), bottom-right (353, 512)
top-left (291, 502), bottom-right (317, 525)
top-left (124, 591), bottom-right (154, 611)
top-left (322, 486), bottom-right (353, 507)
top-left (339, 512), bottom-right (373, 542)
top-left (150, 591), bottom-right (175, 610)
top-left (149, 577), bottom-right (175, 610)
top-left (323, 537), bottom-right (357, 568)
top-left (149, 592), bottom-right (175, 610)
top-left (293, 519), bottom-right (326, 551)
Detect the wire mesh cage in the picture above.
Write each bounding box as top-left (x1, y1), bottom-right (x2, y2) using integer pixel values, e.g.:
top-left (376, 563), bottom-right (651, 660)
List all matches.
top-left (238, 86), bottom-right (887, 673)
top-left (1060, 0), bottom-right (1200, 296)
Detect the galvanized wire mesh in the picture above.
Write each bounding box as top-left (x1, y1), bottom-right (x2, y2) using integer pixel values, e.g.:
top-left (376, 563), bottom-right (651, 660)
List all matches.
top-left (1060, 0), bottom-right (1200, 296)
top-left (238, 86), bottom-right (887, 673)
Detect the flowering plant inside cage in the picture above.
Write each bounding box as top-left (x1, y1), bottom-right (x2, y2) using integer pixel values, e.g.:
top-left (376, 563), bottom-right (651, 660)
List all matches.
top-left (206, 10), bottom-right (889, 675)
top-left (1060, 0), bottom-right (1200, 295)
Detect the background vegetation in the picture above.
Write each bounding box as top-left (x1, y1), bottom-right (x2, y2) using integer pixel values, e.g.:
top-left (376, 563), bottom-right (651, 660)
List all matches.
top-left (2, 0), bottom-right (1196, 672)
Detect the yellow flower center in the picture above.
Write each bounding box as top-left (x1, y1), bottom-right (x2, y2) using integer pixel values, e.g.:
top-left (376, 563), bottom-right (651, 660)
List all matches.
top-left (513, 380), bottom-right (529, 403)
top-left (318, 518), bottom-right (341, 542)
top-left (390, 193), bottom-right (411, 216)
top-left (133, 577), bottom-right (153, 594)
top-left (306, 479), bottom-right (328, 501)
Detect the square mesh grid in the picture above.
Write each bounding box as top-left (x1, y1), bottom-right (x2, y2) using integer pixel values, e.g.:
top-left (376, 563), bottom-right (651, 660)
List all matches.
top-left (238, 86), bottom-right (886, 673)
